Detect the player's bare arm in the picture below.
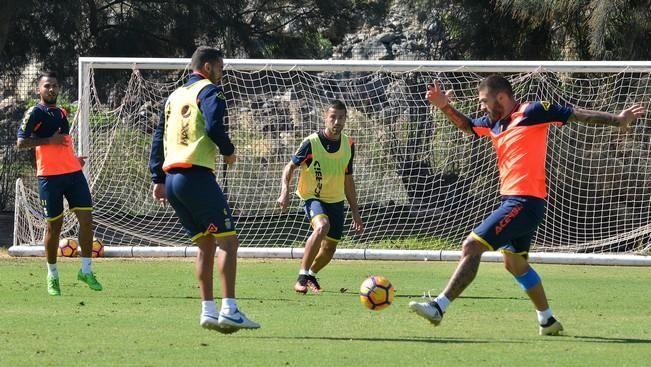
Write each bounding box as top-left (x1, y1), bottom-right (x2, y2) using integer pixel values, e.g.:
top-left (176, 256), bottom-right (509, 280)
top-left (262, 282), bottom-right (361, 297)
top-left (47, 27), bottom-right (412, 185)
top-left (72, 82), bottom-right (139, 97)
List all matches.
top-left (344, 174), bottom-right (363, 233)
top-left (426, 81), bottom-right (473, 134)
top-left (16, 131), bottom-right (67, 149)
top-left (277, 161), bottom-right (298, 210)
top-left (569, 104), bottom-right (646, 128)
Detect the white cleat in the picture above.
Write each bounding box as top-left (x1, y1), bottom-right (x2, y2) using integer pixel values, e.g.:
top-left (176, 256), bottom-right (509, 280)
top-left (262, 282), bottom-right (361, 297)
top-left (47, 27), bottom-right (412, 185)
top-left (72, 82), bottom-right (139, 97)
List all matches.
top-left (539, 317), bottom-right (564, 336)
top-left (200, 314), bottom-right (238, 334)
top-left (409, 301), bottom-right (444, 326)
top-left (217, 309), bottom-right (261, 330)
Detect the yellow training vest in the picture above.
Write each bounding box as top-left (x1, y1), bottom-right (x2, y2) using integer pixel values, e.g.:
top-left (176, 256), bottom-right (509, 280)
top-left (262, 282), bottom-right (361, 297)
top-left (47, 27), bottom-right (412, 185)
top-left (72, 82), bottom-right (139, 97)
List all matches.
top-left (162, 79), bottom-right (217, 171)
top-left (296, 133), bottom-right (352, 203)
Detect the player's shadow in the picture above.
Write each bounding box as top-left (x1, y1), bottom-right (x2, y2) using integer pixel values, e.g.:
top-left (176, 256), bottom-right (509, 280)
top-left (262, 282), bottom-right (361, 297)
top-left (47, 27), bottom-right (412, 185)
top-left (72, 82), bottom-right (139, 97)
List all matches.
top-left (241, 335), bottom-right (517, 344)
top-left (570, 335), bottom-right (651, 344)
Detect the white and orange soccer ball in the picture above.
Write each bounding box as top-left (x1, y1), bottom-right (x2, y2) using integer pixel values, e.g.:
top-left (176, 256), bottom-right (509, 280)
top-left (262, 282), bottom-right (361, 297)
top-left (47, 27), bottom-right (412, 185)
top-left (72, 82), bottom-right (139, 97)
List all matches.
top-left (91, 238), bottom-right (105, 258)
top-left (359, 275), bottom-right (395, 311)
top-left (58, 238), bottom-right (79, 257)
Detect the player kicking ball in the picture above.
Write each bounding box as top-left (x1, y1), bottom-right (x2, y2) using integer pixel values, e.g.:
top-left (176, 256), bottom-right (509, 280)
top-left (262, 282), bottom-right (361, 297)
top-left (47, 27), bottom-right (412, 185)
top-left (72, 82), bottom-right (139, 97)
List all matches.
top-left (410, 75), bottom-right (645, 335)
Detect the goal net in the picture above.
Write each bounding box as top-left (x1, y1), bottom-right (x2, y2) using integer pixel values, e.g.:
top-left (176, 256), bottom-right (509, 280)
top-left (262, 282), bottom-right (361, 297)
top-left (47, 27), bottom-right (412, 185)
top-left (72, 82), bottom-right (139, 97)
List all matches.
top-left (12, 59), bottom-right (651, 259)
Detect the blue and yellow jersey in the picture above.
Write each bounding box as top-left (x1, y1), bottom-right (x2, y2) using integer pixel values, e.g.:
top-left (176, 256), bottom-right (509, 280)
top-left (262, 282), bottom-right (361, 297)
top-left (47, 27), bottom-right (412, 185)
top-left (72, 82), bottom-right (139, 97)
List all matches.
top-left (294, 131), bottom-right (354, 203)
top-left (149, 73), bottom-right (234, 183)
top-left (471, 101), bottom-right (573, 198)
top-left (17, 103), bottom-right (81, 177)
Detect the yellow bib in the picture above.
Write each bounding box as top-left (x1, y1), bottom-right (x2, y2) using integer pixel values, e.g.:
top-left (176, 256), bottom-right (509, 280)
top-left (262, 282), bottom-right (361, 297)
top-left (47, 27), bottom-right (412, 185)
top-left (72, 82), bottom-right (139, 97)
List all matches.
top-left (296, 133), bottom-right (351, 203)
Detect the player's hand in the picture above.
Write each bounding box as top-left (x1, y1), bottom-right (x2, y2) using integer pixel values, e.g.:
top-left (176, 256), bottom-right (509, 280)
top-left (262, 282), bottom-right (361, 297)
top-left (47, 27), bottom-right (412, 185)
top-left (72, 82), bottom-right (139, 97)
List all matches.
top-left (277, 192), bottom-right (290, 210)
top-left (77, 156), bottom-right (88, 168)
top-left (152, 183), bottom-right (166, 205)
top-left (426, 81), bottom-right (454, 109)
top-left (617, 104), bottom-right (646, 129)
top-left (351, 212), bottom-right (364, 234)
top-left (48, 130), bottom-right (68, 145)
top-left (223, 154), bottom-right (236, 165)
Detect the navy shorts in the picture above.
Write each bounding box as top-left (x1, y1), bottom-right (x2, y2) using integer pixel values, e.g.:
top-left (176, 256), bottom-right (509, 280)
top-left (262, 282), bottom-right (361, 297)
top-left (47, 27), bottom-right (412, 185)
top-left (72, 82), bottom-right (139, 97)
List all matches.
top-left (303, 199), bottom-right (345, 241)
top-left (165, 167), bottom-right (236, 241)
top-left (471, 196), bottom-right (545, 255)
top-left (38, 170), bottom-right (93, 221)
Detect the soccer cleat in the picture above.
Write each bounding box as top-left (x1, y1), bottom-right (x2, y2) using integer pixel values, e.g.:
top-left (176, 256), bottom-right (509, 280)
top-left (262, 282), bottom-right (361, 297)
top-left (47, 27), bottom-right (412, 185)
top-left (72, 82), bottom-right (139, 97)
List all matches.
top-left (77, 270), bottom-right (103, 291)
top-left (539, 316), bottom-right (564, 336)
top-left (47, 275), bottom-right (61, 296)
top-left (306, 275), bottom-right (323, 293)
top-left (409, 300), bottom-right (444, 326)
top-left (294, 274), bottom-right (308, 294)
top-left (217, 309), bottom-right (261, 330)
top-left (200, 314), bottom-right (238, 334)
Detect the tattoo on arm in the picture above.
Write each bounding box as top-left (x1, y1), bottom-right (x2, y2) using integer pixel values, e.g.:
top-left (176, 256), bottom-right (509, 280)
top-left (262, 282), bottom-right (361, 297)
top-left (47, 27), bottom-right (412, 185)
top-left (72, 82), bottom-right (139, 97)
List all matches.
top-left (440, 105), bottom-right (473, 134)
top-left (443, 253), bottom-right (481, 301)
top-left (569, 108), bottom-right (619, 127)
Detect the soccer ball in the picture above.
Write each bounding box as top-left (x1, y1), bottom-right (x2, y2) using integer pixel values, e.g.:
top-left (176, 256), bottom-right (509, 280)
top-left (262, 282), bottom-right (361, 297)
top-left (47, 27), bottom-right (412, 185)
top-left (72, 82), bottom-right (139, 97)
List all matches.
top-left (58, 238), bottom-right (79, 257)
top-left (91, 238), bottom-right (105, 258)
top-left (359, 275), bottom-right (395, 311)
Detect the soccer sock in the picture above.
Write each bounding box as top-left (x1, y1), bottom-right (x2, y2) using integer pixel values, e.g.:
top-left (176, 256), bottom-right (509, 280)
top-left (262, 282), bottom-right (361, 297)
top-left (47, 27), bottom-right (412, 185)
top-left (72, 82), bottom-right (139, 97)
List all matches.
top-left (299, 269), bottom-right (309, 276)
top-left (308, 270), bottom-right (317, 277)
top-left (221, 298), bottom-right (237, 314)
top-left (202, 300), bottom-right (217, 316)
top-left (434, 294), bottom-right (450, 313)
top-left (537, 308), bottom-right (553, 325)
top-left (47, 263), bottom-right (58, 278)
top-left (81, 257), bottom-right (92, 274)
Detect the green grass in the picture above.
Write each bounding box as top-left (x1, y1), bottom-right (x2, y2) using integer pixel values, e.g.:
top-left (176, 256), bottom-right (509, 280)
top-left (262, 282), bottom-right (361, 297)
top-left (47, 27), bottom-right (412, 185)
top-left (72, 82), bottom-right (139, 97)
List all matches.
top-left (1, 257), bottom-right (650, 367)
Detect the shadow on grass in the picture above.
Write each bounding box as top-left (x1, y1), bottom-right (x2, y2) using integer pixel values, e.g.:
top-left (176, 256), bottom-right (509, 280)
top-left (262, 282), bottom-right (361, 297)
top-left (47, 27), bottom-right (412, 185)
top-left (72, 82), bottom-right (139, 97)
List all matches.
top-left (239, 334), bottom-right (516, 344)
top-left (569, 335), bottom-right (651, 344)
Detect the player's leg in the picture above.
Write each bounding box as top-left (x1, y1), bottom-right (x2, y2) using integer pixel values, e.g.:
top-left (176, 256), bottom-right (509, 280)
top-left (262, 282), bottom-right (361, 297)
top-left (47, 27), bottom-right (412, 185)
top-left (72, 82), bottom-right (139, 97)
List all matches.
top-left (307, 201), bottom-right (345, 292)
top-left (66, 171), bottom-right (101, 291)
top-left (38, 176), bottom-right (64, 295)
top-left (295, 199), bottom-right (330, 293)
top-left (409, 236), bottom-right (487, 325)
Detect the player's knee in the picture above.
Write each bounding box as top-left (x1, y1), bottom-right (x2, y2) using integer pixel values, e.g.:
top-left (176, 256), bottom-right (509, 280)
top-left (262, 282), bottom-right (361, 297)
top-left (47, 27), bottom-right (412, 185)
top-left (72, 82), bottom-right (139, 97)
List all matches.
top-left (461, 237), bottom-right (486, 258)
top-left (46, 218), bottom-right (63, 233)
top-left (313, 222), bottom-right (330, 237)
top-left (514, 267), bottom-right (541, 290)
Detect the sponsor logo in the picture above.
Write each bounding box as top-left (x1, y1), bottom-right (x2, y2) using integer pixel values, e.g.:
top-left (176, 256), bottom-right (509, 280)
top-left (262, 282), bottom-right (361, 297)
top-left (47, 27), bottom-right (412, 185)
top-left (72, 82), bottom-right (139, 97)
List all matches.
top-left (207, 223), bottom-right (218, 233)
top-left (224, 218), bottom-right (232, 230)
top-left (495, 204), bottom-right (523, 235)
top-left (181, 105), bottom-right (192, 118)
top-left (313, 161), bottom-right (323, 198)
top-left (216, 91), bottom-right (226, 100)
top-left (541, 101), bottom-right (551, 111)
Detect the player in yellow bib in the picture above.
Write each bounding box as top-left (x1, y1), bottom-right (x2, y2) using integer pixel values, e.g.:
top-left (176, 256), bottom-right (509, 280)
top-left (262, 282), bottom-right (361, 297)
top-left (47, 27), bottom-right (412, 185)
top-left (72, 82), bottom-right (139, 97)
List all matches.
top-left (277, 100), bottom-right (363, 293)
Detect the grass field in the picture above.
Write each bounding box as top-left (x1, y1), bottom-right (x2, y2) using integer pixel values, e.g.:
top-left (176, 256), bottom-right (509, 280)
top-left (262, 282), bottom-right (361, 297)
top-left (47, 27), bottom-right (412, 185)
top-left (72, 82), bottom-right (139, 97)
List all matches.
top-left (1, 253), bottom-right (650, 367)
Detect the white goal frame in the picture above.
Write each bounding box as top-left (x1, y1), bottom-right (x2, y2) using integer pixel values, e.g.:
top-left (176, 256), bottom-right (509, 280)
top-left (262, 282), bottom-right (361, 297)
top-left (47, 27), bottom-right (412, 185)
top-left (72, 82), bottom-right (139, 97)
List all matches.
top-left (9, 58), bottom-right (651, 265)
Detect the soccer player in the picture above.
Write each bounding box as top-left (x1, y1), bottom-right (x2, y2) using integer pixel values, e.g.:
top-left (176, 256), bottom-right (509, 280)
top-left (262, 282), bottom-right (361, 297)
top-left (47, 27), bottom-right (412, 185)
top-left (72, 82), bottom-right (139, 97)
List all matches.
top-left (410, 75), bottom-right (646, 335)
top-left (277, 100), bottom-right (364, 294)
top-left (17, 71), bottom-right (103, 296)
top-left (149, 46), bottom-right (259, 333)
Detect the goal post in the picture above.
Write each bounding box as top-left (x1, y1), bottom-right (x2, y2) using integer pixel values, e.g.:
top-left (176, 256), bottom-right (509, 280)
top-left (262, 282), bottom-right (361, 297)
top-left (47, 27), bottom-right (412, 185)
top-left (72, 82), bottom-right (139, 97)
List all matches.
top-left (10, 58), bottom-right (651, 265)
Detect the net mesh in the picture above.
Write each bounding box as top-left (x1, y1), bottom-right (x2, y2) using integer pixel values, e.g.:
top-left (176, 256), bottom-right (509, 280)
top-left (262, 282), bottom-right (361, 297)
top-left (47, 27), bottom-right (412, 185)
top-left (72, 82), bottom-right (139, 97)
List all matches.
top-left (13, 62), bottom-right (651, 254)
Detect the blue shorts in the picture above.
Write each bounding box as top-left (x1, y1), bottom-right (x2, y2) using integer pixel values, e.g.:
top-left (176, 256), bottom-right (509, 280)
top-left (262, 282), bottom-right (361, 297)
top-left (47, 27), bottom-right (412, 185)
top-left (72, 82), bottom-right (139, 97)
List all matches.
top-left (165, 167), bottom-right (236, 241)
top-left (303, 199), bottom-right (345, 241)
top-left (471, 196), bottom-right (545, 255)
top-left (38, 170), bottom-right (93, 221)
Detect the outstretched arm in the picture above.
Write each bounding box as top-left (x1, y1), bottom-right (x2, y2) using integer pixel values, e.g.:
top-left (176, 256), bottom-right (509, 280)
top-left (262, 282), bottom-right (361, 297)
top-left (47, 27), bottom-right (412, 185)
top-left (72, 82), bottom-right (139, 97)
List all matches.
top-left (569, 104), bottom-right (646, 129)
top-left (277, 162), bottom-right (298, 210)
top-left (426, 81), bottom-right (474, 135)
top-left (344, 174), bottom-right (363, 233)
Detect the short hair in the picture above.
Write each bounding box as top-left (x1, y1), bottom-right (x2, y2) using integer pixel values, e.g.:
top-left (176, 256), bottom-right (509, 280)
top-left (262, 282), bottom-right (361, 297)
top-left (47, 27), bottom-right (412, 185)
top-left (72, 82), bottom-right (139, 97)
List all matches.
top-left (190, 46), bottom-right (224, 70)
top-left (327, 100), bottom-right (347, 115)
top-left (37, 71), bottom-right (57, 83)
top-left (479, 74), bottom-right (513, 98)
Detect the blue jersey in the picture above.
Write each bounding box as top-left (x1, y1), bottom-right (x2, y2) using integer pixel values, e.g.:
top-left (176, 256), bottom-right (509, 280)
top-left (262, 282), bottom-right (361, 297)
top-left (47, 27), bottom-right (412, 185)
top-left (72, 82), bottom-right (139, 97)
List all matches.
top-left (149, 73), bottom-right (234, 183)
top-left (291, 130), bottom-right (355, 174)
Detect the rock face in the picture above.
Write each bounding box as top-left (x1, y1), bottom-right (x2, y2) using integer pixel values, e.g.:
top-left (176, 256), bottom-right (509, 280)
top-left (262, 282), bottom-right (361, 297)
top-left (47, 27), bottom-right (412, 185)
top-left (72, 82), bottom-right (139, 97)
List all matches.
top-left (332, 3), bottom-right (446, 61)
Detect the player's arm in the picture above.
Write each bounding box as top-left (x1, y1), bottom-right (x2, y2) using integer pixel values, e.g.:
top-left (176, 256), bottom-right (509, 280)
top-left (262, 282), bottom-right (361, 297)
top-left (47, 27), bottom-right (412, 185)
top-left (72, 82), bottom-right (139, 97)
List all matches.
top-left (200, 86), bottom-right (236, 164)
top-left (568, 105), bottom-right (646, 129)
top-left (149, 100), bottom-right (167, 203)
top-left (16, 108), bottom-right (66, 149)
top-left (344, 143), bottom-right (363, 233)
top-left (277, 161), bottom-right (299, 210)
top-left (426, 81), bottom-right (473, 135)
